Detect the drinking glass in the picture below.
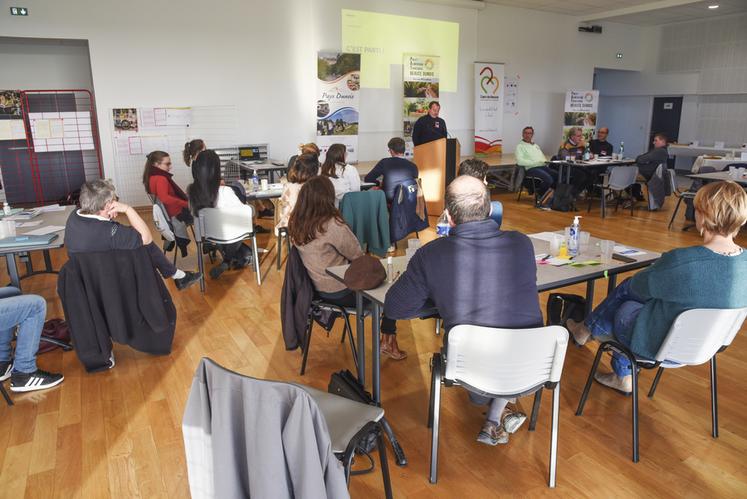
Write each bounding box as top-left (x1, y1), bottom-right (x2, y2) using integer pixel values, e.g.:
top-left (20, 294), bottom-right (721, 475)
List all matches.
top-left (600, 240), bottom-right (615, 263)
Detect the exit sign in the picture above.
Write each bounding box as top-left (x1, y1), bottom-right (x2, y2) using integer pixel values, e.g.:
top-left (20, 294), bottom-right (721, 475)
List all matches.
top-left (10, 7), bottom-right (28, 16)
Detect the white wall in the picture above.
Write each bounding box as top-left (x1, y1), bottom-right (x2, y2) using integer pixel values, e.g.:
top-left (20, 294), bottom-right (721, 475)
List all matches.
top-left (0, 37), bottom-right (93, 90)
top-left (1, 0), bottom-right (648, 198)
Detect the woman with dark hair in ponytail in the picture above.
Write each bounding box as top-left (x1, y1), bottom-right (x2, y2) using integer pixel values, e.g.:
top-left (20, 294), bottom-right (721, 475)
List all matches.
top-left (183, 139), bottom-right (206, 179)
top-left (143, 151), bottom-right (193, 256)
top-left (188, 149), bottom-right (255, 279)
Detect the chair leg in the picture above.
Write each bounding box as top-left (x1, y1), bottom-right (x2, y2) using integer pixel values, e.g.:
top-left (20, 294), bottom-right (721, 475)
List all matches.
top-left (631, 358), bottom-right (640, 463)
top-left (529, 389), bottom-right (543, 431)
top-left (517, 187), bottom-right (523, 202)
top-left (342, 313), bottom-right (359, 372)
top-left (299, 314), bottom-right (314, 375)
top-left (710, 356), bottom-right (719, 438)
top-left (576, 344), bottom-right (606, 416)
top-left (429, 355), bottom-right (442, 484)
top-left (252, 234), bottom-right (262, 286)
top-left (427, 353), bottom-right (438, 429)
top-left (377, 429), bottom-right (394, 499)
top-left (196, 241), bottom-right (206, 293)
top-left (647, 367), bottom-right (665, 398)
top-left (548, 384), bottom-right (560, 488)
top-left (1, 383), bottom-right (12, 406)
top-left (668, 197), bottom-right (684, 230)
top-left (435, 318), bottom-right (441, 336)
top-left (276, 233), bottom-right (282, 271)
top-left (172, 245), bottom-right (178, 265)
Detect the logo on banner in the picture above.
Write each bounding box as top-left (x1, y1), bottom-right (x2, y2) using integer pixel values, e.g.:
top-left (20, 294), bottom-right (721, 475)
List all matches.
top-left (479, 66), bottom-right (499, 95)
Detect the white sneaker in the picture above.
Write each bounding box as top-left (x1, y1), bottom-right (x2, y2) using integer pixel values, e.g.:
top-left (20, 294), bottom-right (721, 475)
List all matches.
top-left (594, 372), bottom-right (632, 395)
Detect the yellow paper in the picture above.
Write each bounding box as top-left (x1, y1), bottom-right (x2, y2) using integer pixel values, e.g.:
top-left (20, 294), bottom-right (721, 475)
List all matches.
top-left (34, 119), bottom-right (51, 139)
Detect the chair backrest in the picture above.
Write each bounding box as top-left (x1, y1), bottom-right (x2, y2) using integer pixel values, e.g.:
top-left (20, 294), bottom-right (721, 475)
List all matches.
top-left (196, 204), bottom-right (255, 244)
top-left (668, 165), bottom-right (678, 193)
top-left (655, 307), bottom-right (747, 365)
top-left (444, 325), bottom-right (569, 396)
top-left (607, 166), bottom-right (639, 190)
top-left (151, 199), bottom-right (175, 242)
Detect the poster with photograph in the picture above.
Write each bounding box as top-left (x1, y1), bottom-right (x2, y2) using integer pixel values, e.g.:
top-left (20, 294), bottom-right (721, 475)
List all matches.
top-left (0, 90), bottom-right (22, 117)
top-left (113, 108), bottom-right (138, 133)
top-left (562, 90), bottom-right (598, 144)
top-left (316, 52), bottom-right (361, 162)
top-left (474, 63), bottom-right (504, 156)
top-left (403, 54), bottom-right (440, 155)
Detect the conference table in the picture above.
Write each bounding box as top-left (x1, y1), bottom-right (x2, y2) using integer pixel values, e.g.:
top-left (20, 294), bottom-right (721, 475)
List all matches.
top-left (687, 171), bottom-right (747, 186)
top-left (326, 232), bottom-right (660, 407)
top-left (0, 205), bottom-right (74, 290)
top-left (549, 157), bottom-right (636, 186)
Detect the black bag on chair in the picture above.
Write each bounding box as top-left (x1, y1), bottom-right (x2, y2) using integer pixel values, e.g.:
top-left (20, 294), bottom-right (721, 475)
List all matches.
top-left (329, 370), bottom-right (378, 454)
top-left (546, 293), bottom-right (586, 326)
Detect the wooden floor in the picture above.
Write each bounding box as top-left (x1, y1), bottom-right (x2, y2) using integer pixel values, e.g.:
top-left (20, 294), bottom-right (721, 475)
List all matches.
top-left (2, 188), bottom-right (747, 499)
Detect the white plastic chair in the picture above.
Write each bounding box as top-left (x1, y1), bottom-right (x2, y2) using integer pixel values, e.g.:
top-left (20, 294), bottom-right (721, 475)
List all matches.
top-left (576, 307), bottom-right (747, 463)
top-left (588, 166), bottom-right (639, 218)
top-left (194, 204), bottom-right (262, 290)
top-left (428, 324), bottom-right (569, 487)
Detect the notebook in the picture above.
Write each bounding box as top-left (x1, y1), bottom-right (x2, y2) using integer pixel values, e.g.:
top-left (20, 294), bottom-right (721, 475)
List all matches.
top-left (0, 233), bottom-right (59, 248)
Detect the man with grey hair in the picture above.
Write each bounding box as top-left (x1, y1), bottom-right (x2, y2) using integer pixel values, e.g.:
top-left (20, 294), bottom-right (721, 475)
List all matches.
top-left (385, 175), bottom-right (542, 446)
top-left (64, 179), bottom-right (200, 291)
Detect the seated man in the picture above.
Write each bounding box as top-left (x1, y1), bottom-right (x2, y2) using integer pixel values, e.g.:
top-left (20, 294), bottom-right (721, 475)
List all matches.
top-left (0, 288), bottom-right (64, 392)
top-left (458, 158), bottom-right (502, 227)
top-left (631, 133), bottom-right (669, 201)
top-left (64, 179), bottom-right (201, 290)
top-left (515, 126), bottom-right (557, 197)
top-left (384, 176), bottom-right (543, 446)
top-left (364, 137), bottom-right (419, 203)
top-left (556, 126), bottom-right (592, 195)
top-left (589, 127), bottom-right (613, 157)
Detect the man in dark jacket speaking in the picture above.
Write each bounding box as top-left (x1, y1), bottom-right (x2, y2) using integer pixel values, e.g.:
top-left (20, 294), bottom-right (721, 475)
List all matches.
top-left (384, 175), bottom-right (542, 447)
top-left (412, 101), bottom-right (447, 146)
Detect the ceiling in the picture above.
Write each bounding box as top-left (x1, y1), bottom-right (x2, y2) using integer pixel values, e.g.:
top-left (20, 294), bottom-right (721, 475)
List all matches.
top-left (481, 0), bottom-right (747, 25)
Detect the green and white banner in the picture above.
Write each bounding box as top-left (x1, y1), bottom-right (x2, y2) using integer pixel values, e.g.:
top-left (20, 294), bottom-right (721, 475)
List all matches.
top-left (562, 89), bottom-right (599, 144)
top-left (317, 52), bottom-right (361, 162)
top-left (474, 62), bottom-right (504, 156)
top-left (403, 54), bottom-right (440, 155)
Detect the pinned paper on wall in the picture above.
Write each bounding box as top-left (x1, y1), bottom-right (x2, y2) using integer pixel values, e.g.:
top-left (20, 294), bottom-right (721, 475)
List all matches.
top-left (128, 136), bottom-right (143, 155)
top-left (139, 108), bottom-right (156, 128)
top-left (49, 119), bottom-right (65, 138)
top-left (0, 120), bottom-right (26, 141)
top-left (33, 119), bottom-right (51, 139)
top-left (30, 112), bottom-right (94, 152)
top-left (141, 135), bottom-right (169, 152)
top-left (504, 77), bottom-right (519, 114)
top-left (164, 108), bottom-right (191, 127)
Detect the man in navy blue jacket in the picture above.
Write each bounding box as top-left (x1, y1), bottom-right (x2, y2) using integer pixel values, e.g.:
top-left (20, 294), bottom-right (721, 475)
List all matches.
top-left (384, 175), bottom-right (542, 446)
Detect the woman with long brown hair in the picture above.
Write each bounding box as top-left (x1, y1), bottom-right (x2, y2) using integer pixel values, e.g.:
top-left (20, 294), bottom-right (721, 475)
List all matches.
top-left (320, 143), bottom-right (360, 206)
top-left (275, 153), bottom-right (318, 235)
top-left (183, 139), bottom-right (206, 179)
top-left (289, 176), bottom-right (406, 359)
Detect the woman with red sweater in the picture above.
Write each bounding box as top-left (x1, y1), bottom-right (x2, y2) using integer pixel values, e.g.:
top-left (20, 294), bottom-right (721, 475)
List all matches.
top-left (143, 151), bottom-right (193, 255)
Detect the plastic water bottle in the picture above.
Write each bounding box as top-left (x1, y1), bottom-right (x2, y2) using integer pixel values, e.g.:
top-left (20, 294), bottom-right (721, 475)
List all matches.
top-left (251, 170), bottom-right (260, 192)
top-left (619, 141), bottom-right (625, 158)
top-left (583, 145), bottom-right (590, 161)
top-left (387, 256), bottom-right (394, 283)
top-left (568, 215), bottom-right (581, 257)
top-left (436, 211), bottom-right (450, 237)
top-left (2, 202), bottom-right (11, 216)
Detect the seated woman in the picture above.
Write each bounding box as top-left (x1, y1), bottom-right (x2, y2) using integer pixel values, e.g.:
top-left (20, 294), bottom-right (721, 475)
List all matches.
top-left (567, 181), bottom-right (747, 394)
top-left (143, 150), bottom-right (192, 255)
top-left (320, 143), bottom-right (360, 206)
top-left (188, 149), bottom-right (255, 279)
top-left (275, 153), bottom-right (318, 235)
top-left (64, 179), bottom-right (201, 291)
top-left (289, 176), bottom-right (406, 360)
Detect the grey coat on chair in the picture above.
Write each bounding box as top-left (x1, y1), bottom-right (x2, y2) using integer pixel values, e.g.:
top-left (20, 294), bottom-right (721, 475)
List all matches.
top-left (182, 358), bottom-right (349, 499)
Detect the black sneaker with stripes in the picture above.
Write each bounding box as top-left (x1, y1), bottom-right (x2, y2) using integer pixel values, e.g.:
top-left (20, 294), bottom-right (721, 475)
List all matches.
top-left (10, 369), bottom-right (64, 393)
top-left (0, 361), bottom-right (12, 382)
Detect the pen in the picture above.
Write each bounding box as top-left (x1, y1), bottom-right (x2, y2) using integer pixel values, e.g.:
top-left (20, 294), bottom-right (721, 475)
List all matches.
top-left (541, 254), bottom-right (551, 261)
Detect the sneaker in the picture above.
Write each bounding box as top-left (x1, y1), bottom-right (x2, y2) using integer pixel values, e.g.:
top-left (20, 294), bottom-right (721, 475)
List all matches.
top-left (476, 420), bottom-right (508, 446)
top-left (0, 361), bottom-right (12, 382)
top-left (108, 352), bottom-right (116, 369)
top-left (594, 371), bottom-right (633, 395)
top-left (501, 409), bottom-right (527, 434)
top-left (566, 318), bottom-right (592, 346)
top-left (10, 369), bottom-right (64, 393)
top-left (175, 270), bottom-right (202, 290)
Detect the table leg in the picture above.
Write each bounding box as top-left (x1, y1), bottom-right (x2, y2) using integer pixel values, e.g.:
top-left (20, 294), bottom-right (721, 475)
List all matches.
top-left (372, 302), bottom-right (382, 406)
top-left (607, 274), bottom-right (617, 296)
top-left (5, 253), bottom-right (20, 290)
top-left (585, 280), bottom-right (595, 317)
top-left (43, 249), bottom-right (53, 272)
top-left (356, 292), bottom-right (366, 386)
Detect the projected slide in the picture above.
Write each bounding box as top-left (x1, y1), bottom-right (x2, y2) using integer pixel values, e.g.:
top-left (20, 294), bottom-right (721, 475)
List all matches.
top-left (341, 9), bottom-right (460, 92)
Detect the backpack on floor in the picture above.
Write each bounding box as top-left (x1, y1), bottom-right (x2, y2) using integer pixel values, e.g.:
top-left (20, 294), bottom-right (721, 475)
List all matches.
top-left (37, 319), bottom-right (71, 354)
top-left (546, 293), bottom-right (586, 326)
top-left (550, 184), bottom-right (575, 212)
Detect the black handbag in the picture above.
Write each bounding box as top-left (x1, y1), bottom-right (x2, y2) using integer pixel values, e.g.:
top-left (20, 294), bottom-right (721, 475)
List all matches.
top-left (551, 183), bottom-right (575, 212)
top-left (546, 293), bottom-right (586, 326)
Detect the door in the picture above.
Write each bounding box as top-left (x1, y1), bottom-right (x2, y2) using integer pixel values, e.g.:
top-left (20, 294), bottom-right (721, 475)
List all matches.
top-left (649, 96), bottom-right (682, 148)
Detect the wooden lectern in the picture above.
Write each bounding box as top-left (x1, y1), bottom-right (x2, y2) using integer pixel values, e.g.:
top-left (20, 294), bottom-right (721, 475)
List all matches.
top-left (413, 138), bottom-right (460, 214)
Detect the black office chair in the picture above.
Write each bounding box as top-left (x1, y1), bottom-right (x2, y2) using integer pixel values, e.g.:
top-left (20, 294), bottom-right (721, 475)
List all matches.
top-left (515, 166), bottom-right (543, 206)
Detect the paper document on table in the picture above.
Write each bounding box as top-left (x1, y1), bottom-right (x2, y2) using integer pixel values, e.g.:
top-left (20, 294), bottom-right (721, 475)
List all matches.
top-left (39, 204), bottom-right (65, 212)
top-left (613, 245), bottom-right (645, 256)
top-left (16, 221), bottom-right (43, 228)
top-left (23, 225), bottom-right (65, 236)
top-left (530, 232), bottom-right (557, 242)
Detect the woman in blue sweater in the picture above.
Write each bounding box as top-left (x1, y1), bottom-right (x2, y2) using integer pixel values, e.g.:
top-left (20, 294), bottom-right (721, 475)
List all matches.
top-left (567, 181), bottom-right (747, 394)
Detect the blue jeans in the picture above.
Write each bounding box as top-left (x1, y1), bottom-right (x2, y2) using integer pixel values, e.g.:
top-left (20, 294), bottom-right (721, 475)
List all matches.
top-left (0, 288), bottom-right (46, 373)
top-left (524, 166), bottom-right (558, 196)
top-left (584, 279), bottom-right (645, 377)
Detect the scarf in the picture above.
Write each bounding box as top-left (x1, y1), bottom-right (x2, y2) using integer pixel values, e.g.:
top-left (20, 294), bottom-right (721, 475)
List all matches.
top-left (149, 166), bottom-right (188, 200)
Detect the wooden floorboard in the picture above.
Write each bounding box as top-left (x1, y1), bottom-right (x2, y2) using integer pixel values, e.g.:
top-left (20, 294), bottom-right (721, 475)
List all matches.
top-left (1, 188), bottom-right (746, 498)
